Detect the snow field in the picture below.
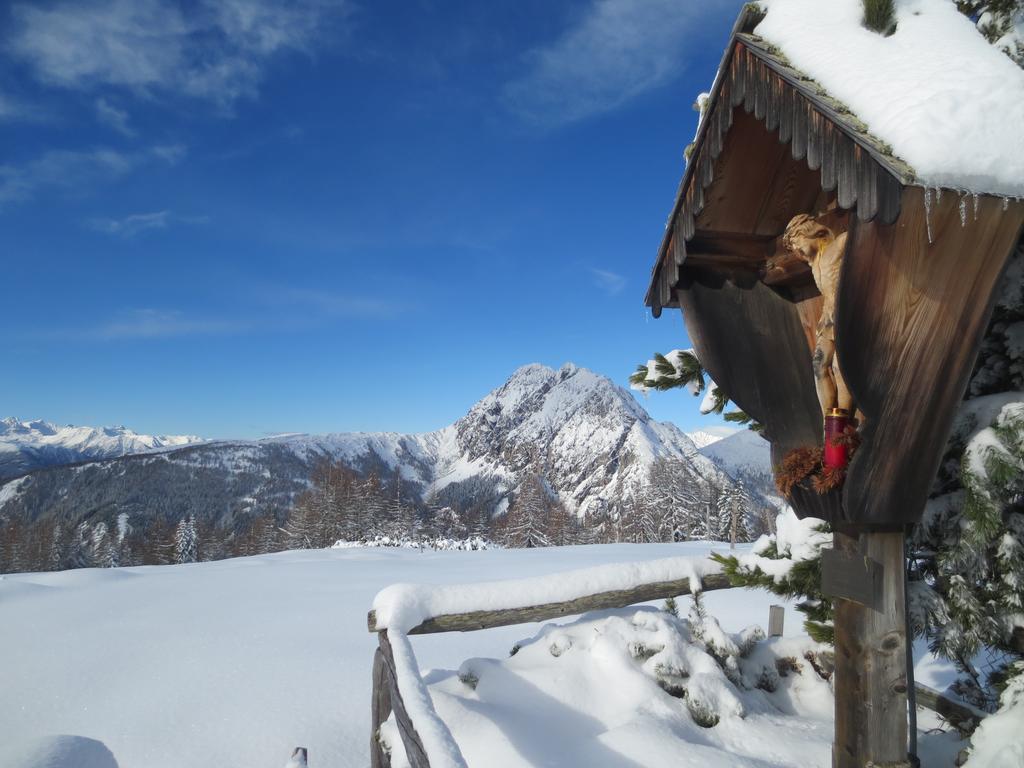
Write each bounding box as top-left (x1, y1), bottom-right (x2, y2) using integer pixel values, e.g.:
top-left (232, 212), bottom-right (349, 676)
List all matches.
top-left (0, 542), bottom-right (968, 767)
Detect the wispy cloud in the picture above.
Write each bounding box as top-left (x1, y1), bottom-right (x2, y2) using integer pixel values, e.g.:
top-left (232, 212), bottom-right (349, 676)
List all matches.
top-left (9, 0), bottom-right (348, 109)
top-left (86, 309), bottom-right (242, 340)
top-left (87, 210), bottom-right (170, 236)
top-left (94, 97), bottom-right (134, 136)
top-left (0, 92), bottom-right (46, 122)
top-left (87, 210), bottom-right (208, 237)
top-left (0, 144), bottom-right (184, 205)
top-left (266, 288), bottom-right (399, 319)
top-left (504, 0), bottom-right (735, 126)
top-left (590, 268), bottom-right (626, 296)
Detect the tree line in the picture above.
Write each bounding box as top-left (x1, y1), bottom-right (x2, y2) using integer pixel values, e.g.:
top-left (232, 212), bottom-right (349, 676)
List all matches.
top-left (0, 455), bottom-right (764, 573)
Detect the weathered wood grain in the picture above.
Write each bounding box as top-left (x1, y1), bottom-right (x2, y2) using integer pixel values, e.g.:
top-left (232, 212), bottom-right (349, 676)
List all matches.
top-left (377, 631), bottom-right (432, 768)
top-left (676, 274), bottom-right (843, 522)
top-left (768, 605), bottom-right (785, 637)
top-left (836, 189), bottom-right (1024, 526)
top-left (646, 27), bottom-right (913, 315)
top-left (368, 572), bottom-right (733, 635)
top-left (371, 647), bottom-right (393, 768)
top-left (832, 531), bottom-right (909, 768)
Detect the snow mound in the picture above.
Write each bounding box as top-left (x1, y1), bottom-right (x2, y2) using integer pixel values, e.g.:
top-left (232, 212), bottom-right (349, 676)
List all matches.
top-left (738, 509), bottom-right (832, 584)
top-left (382, 604), bottom-right (835, 768)
top-left (755, 0), bottom-right (1024, 196)
top-left (0, 735), bottom-right (119, 768)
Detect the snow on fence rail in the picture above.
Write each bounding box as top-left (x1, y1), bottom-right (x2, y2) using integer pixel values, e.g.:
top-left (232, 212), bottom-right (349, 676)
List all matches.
top-left (368, 554), bottom-right (726, 634)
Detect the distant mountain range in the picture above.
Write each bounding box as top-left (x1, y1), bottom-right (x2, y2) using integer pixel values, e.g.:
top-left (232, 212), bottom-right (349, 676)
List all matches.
top-left (695, 429), bottom-right (778, 509)
top-left (0, 417), bottom-right (203, 482)
top-left (0, 364), bottom-right (779, 570)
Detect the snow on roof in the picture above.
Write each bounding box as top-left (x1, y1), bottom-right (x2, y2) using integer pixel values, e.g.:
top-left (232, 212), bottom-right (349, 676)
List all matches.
top-left (754, 0), bottom-right (1024, 196)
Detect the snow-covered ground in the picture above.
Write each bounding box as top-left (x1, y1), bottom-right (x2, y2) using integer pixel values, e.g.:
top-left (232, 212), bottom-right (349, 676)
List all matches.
top-left (0, 543), bottom-right (964, 767)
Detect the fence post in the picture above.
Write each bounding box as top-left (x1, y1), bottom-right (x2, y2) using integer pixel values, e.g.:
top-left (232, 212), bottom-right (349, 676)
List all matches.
top-left (768, 605), bottom-right (784, 637)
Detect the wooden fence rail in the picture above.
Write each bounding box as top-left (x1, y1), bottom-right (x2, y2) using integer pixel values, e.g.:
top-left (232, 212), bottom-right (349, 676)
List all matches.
top-left (367, 571), bottom-right (992, 768)
top-left (367, 572), bottom-right (734, 635)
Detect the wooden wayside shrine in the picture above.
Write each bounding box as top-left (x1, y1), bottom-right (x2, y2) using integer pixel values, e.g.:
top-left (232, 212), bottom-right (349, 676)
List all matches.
top-left (644, 6), bottom-right (1024, 768)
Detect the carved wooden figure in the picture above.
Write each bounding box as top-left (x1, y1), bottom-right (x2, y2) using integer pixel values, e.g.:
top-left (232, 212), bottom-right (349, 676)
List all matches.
top-left (780, 213), bottom-right (852, 418)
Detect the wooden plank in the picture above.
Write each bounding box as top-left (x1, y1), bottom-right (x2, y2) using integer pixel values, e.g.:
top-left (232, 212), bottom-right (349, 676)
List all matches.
top-left (806, 108), bottom-right (823, 171)
top-left (371, 647), bottom-right (393, 768)
top-left (762, 250), bottom-right (813, 287)
top-left (857, 154), bottom-right (880, 222)
top-left (754, 60), bottom-right (767, 121)
top-left (837, 189), bottom-right (1024, 526)
top-left (820, 120), bottom-right (838, 192)
top-left (765, 72), bottom-right (781, 132)
top-left (836, 134), bottom-right (858, 209)
top-left (832, 530), bottom-right (909, 768)
top-left (684, 253), bottom-right (762, 272)
top-left (914, 683), bottom-right (988, 736)
top-left (791, 97), bottom-right (808, 161)
top-left (377, 631), bottom-right (432, 768)
top-left (369, 573), bottom-right (733, 635)
top-left (744, 50), bottom-right (757, 113)
top-left (731, 44), bottom-right (746, 107)
top-left (821, 547), bottom-right (881, 608)
top-left (793, 294), bottom-right (824, 355)
top-left (689, 230), bottom-right (776, 262)
top-left (675, 272), bottom-right (842, 523)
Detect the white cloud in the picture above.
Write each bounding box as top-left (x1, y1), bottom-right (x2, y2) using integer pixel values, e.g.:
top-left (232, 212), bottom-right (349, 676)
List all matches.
top-left (87, 210), bottom-right (209, 236)
top-left (9, 0), bottom-right (347, 108)
top-left (89, 309), bottom-right (241, 340)
top-left (504, 0), bottom-right (737, 126)
top-left (0, 144), bottom-right (185, 205)
top-left (95, 97), bottom-right (134, 136)
top-left (268, 288), bottom-right (398, 318)
top-left (88, 210), bottom-right (170, 237)
top-left (590, 268), bottom-right (626, 296)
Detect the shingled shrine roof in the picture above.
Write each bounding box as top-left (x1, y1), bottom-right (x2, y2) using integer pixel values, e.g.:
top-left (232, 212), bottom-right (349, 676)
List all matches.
top-left (645, 0), bottom-right (1024, 317)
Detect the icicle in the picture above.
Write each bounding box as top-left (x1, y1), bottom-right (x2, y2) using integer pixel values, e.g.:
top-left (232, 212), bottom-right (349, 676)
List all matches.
top-left (1003, 197), bottom-right (1009, 212)
top-left (924, 187), bottom-right (934, 244)
top-left (936, 187), bottom-right (943, 203)
top-left (959, 194), bottom-right (967, 227)
top-left (972, 193), bottom-right (980, 221)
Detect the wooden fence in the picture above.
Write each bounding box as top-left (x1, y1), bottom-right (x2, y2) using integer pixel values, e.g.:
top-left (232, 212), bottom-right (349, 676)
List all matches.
top-left (365, 570), bottom-right (989, 768)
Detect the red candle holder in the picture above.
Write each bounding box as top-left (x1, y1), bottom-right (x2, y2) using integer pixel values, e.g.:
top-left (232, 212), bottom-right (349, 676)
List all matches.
top-left (824, 408), bottom-right (850, 469)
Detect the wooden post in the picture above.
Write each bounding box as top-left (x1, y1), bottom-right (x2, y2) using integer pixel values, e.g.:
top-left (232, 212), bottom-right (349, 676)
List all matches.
top-left (768, 605), bottom-right (784, 637)
top-left (830, 529), bottom-right (909, 768)
top-left (371, 646), bottom-right (393, 768)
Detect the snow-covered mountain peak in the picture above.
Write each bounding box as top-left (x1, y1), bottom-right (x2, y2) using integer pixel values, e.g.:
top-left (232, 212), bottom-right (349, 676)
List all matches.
top-left (0, 418), bottom-right (205, 480)
top-left (686, 429), bottom-right (734, 450)
top-left (444, 363), bottom-right (705, 514)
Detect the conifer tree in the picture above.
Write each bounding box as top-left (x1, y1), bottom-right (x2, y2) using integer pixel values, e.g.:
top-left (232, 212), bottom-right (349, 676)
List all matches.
top-left (504, 474), bottom-right (553, 548)
top-left (174, 515), bottom-right (198, 564)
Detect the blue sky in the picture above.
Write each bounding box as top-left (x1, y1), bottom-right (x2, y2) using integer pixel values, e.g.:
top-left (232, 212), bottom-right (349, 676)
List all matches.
top-left (1, 0), bottom-right (744, 439)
